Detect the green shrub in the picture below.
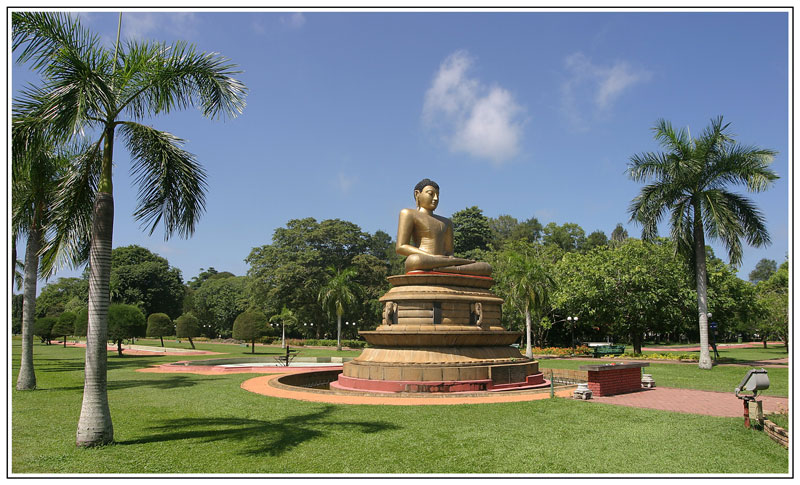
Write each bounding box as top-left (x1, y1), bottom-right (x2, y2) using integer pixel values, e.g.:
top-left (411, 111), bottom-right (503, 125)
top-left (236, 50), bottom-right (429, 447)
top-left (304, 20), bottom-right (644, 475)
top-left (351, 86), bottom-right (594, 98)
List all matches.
top-left (52, 312), bottom-right (76, 345)
top-left (73, 308), bottom-right (88, 337)
top-left (175, 313), bottom-right (201, 349)
top-left (233, 311), bottom-right (268, 353)
top-left (146, 313), bottom-right (174, 347)
top-left (108, 304), bottom-right (146, 355)
top-left (33, 316), bottom-right (57, 344)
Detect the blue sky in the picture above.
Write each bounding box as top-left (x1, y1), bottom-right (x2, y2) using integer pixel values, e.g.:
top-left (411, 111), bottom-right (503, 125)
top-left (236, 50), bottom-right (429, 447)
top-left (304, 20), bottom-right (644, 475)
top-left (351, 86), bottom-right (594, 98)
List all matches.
top-left (11, 9), bottom-right (791, 289)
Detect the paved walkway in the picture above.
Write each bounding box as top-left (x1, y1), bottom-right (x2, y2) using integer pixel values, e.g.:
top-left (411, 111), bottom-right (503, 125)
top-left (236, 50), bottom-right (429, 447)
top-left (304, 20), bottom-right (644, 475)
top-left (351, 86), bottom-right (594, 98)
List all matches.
top-left (590, 387), bottom-right (788, 417)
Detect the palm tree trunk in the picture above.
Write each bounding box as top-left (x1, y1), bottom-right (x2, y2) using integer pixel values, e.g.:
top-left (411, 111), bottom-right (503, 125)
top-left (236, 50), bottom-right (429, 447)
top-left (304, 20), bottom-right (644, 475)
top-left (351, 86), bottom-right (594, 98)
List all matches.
top-left (525, 308), bottom-right (532, 358)
top-left (693, 206), bottom-right (713, 370)
top-left (16, 223), bottom-right (41, 391)
top-left (281, 323), bottom-right (286, 349)
top-left (76, 192), bottom-right (115, 446)
top-left (336, 314), bottom-right (342, 351)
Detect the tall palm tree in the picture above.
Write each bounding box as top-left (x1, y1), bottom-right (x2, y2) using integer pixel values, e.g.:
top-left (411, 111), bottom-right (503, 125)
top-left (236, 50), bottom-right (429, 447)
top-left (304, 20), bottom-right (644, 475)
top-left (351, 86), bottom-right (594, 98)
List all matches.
top-left (12, 133), bottom-right (93, 391)
top-left (12, 12), bottom-right (246, 446)
top-left (318, 267), bottom-right (361, 351)
top-left (269, 306), bottom-right (297, 349)
top-left (501, 245), bottom-right (556, 358)
top-left (627, 117), bottom-right (777, 369)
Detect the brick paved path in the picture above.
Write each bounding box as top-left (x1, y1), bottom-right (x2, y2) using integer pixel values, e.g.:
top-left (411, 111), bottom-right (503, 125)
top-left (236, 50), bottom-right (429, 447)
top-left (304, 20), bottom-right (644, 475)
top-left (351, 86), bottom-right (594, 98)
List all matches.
top-left (589, 387), bottom-right (788, 417)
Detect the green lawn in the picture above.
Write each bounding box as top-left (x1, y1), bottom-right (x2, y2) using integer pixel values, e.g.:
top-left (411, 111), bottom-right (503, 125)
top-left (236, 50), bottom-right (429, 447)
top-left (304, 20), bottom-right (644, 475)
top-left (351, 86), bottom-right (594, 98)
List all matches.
top-left (11, 340), bottom-right (788, 474)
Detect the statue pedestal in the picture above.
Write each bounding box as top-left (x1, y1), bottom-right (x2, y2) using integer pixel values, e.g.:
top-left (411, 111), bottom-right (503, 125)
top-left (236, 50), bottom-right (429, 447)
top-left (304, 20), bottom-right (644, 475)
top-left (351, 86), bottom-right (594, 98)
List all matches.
top-left (331, 272), bottom-right (547, 393)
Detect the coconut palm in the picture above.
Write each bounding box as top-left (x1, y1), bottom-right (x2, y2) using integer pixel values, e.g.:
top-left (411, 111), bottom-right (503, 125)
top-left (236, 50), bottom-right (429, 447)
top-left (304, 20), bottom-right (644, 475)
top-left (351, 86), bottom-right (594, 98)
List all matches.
top-left (270, 306), bottom-right (298, 349)
top-left (627, 116), bottom-right (777, 369)
top-left (318, 267), bottom-right (361, 351)
top-left (12, 12), bottom-right (246, 446)
top-left (500, 244), bottom-right (556, 358)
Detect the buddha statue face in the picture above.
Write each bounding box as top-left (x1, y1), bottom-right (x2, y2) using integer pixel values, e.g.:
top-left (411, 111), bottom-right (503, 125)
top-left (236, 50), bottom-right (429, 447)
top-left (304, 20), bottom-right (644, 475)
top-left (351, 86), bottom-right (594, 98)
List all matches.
top-left (415, 185), bottom-right (439, 212)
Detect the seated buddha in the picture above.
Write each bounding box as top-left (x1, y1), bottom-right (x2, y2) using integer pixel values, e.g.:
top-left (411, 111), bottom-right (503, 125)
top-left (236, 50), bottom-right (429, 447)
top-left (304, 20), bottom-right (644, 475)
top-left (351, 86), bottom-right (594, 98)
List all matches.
top-left (396, 178), bottom-right (492, 277)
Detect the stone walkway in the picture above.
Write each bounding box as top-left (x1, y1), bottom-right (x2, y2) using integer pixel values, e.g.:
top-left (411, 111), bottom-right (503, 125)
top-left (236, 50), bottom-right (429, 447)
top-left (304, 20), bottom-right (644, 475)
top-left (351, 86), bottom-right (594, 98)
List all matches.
top-left (589, 387), bottom-right (789, 417)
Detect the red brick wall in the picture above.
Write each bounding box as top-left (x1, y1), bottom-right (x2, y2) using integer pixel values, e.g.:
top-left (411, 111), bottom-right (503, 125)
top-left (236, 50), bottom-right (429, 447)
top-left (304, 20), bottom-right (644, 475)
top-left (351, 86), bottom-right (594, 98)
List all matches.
top-left (587, 367), bottom-right (641, 396)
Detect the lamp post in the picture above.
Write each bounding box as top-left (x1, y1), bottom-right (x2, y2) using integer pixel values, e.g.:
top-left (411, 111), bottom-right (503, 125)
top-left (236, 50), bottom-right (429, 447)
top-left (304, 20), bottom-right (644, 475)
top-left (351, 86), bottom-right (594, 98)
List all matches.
top-left (567, 316), bottom-right (579, 350)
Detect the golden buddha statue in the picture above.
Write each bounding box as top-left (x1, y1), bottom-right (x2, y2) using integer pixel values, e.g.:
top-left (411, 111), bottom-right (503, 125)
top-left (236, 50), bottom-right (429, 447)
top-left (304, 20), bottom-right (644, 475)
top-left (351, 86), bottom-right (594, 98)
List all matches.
top-left (396, 179), bottom-right (492, 276)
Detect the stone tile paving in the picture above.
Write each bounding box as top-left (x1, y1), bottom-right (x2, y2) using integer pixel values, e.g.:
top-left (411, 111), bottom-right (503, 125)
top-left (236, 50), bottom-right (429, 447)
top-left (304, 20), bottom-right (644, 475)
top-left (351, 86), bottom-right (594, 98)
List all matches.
top-left (588, 387), bottom-right (788, 417)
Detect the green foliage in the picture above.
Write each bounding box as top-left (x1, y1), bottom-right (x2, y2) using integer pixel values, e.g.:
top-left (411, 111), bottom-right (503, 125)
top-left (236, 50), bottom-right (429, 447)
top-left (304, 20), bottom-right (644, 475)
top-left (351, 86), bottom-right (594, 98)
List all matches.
top-left (748, 258), bottom-right (777, 283)
top-left (191, 274), bottom-right (249, 338)
top-left (542, 222), bottom-right (586, 252)
top-left (33, 316), bottom-right (56, 343)
top-left (187, 267), bottom-right (236, 290)
top-left (584, 230), bottom-right (608, 251)
top-left (492, 241), bottom-right (557, 348)
top-left (146, 313), bottom-right (174, 338)
top-left (451, 206), bottom-right (493, 255)
top-left (35, 277), bottom-right (88, 318)
top-left (610, 223), bottom-right (629, 243)
top-left (754, 261), bottom-right (789, 347)
top-left (246, 218), bottom-right (390, 338)
top-left (233, 311), bottom-right (268, 351)
top-left (110, 245), bottom-right (185, 319)
top-left (52, 311), bottom-right (76, 337)
top-left (488, 214), bottom-right (542, 248)
top-left (107, 304), bottom-right (146, 343)
top-left (73, 308), bottom-right (88, 337)
top-left (12, 294), bottom-right (23, 324)
top-left (175, 313), bottom-right (201, 339)
top-left (553, 238), bottom-right (694, 353)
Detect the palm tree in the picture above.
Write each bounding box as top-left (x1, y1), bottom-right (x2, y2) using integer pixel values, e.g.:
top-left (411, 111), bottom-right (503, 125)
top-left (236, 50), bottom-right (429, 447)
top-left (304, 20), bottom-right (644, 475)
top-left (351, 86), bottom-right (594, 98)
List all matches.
top-left (12, 134), bottom-right (93, 391)
top-left (500, 245), bottom-right (556, 358)
top-left (270, 306), bottom-right (298, 349)
top-left (12, 12), bottom-right (246, 446)
top-left (318, 267), bottom-right (361, 351)
top-left (627, 116), bottom-right (777, 369)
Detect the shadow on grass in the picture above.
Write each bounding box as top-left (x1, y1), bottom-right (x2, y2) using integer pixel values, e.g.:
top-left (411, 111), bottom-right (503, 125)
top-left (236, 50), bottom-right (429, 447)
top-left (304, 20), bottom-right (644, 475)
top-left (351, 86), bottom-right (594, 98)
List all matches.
top-left (117, 406), bottom-right (399, 457)
top-left (41, 374), bottom-right (223, 392)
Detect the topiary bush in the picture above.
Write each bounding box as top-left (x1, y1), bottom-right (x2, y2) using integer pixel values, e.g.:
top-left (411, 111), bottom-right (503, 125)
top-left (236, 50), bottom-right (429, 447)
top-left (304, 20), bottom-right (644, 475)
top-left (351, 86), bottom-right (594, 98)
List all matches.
top-left (33, 316), bottom-right (56, 345)
top-left (233, 311), bottom-right (268, 354)
top-left (175, 313), bottom-right (201, 349)
top-left (146, 313), bottom-right (174, 347)
top-left (108, 304), bottom-right (146, 356)
top-left (52, 311), bottom-right (76, 347)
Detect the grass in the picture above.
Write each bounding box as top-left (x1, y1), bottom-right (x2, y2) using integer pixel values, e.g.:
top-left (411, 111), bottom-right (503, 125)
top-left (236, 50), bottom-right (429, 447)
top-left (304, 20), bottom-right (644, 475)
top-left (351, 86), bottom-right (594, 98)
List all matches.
top-left (11, 339), bottom-right (789, 475)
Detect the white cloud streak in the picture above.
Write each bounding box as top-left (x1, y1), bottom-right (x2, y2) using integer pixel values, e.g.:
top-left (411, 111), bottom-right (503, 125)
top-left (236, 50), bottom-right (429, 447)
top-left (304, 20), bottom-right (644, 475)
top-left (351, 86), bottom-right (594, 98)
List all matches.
top-left (422, 51), bottom-right (524, 164)
top-left (121, 13), bottom-right (200, 41)
top-left (281, 13), bottom-right (306, 29)
top-left (561, 52), bottom-right (651, 129)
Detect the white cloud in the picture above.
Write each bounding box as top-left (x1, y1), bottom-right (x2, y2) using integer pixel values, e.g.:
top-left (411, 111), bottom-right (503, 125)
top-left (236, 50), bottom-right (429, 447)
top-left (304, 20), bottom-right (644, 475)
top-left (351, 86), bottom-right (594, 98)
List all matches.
top-left (422, 51), bottom-right (524, 165)
top-left (281, 13), bottom-right (306, 29)
top-left (561, 52), bottom-right (651, 129)
top-left (336, 172), bottom-right (357, 194)
top-left (122, 13), bottom-right (200, 41)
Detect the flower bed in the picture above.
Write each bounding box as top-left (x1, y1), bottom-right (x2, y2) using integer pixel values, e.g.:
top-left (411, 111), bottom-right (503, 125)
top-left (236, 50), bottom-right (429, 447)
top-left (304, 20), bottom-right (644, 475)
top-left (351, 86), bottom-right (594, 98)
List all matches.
top-left (615, 351), bottom-right (698, 361)
top-left (531, 346), bottom-right (592, 357)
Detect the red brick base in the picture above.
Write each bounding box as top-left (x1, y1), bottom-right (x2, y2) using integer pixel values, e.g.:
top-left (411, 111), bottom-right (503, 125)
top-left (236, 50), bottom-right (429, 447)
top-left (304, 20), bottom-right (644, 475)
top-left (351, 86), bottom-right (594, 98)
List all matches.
top-left (586, 367), bottom-right (642, 396)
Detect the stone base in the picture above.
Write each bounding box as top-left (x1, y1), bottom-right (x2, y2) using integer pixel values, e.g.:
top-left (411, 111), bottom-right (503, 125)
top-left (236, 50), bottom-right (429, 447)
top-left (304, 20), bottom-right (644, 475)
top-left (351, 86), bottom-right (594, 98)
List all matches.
top-left (347, 271), bottom-right (533, 394)
top-left (332, 371), bottom-right (547, 394)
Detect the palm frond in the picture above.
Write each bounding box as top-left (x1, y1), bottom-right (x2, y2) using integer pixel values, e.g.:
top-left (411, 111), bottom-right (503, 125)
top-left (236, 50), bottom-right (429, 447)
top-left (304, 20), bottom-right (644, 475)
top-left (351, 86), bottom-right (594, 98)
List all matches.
top-left (12, 12), bottom-right (100, 74)
top-left (117, 39), bottom-right (247, 121)
top-left (119, 122), bottom-right (208, 239)
top-left (39, 140), bottom-right (101, 278)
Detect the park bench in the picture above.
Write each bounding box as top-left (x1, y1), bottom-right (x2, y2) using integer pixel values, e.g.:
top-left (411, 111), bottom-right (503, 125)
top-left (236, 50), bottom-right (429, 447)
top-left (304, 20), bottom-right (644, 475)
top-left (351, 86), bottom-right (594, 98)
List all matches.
top-left (592, 344), bottom-right (626, 358)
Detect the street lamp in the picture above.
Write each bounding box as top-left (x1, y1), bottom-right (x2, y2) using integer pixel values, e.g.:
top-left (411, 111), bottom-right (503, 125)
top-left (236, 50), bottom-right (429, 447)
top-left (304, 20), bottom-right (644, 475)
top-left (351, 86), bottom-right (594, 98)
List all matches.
top-left (567, 316), bottom-right (579, 350)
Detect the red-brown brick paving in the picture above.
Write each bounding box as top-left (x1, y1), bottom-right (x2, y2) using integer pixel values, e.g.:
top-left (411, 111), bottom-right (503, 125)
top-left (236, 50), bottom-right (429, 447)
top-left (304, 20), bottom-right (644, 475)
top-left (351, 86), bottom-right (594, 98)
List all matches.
top-left (589, 387), bottom-right (788, 417)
